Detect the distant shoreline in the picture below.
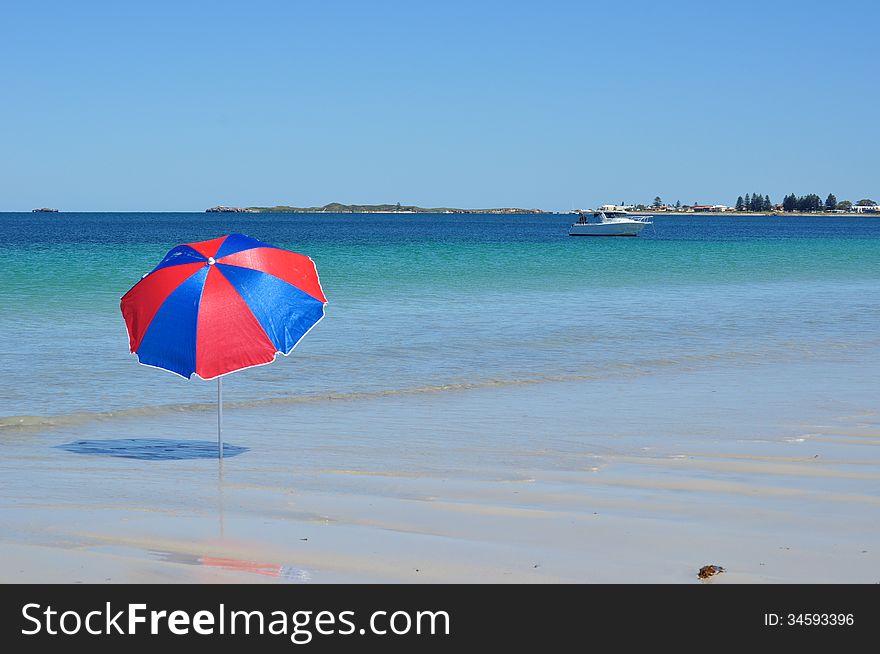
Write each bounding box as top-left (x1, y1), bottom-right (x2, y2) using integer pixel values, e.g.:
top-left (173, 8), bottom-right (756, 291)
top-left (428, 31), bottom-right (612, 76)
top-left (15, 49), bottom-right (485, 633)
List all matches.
top-left (206, 203), bottom-right (545, 215)
top-left (629, 211), bottom-right (879, 218)
top-left (203, 206), bottom-right (880, 218)
top-left (7, 209), bottom-right (879, 217)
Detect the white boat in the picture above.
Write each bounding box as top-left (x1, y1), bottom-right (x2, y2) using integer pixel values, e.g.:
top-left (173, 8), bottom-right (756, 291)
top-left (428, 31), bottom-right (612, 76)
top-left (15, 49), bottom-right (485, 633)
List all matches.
top-left (568, 206), bottom-right (652, 237)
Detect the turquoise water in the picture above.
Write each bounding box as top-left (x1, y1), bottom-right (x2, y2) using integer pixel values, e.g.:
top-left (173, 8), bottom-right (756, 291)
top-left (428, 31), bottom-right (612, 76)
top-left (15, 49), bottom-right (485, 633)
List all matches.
top-left (2, 212), bottom-right (879, 424)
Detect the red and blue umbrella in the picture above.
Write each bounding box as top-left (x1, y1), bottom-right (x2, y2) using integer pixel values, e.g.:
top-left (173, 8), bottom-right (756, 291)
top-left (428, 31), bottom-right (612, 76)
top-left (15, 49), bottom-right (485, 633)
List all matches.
top-left (120, 233), bottom-right (327, 456)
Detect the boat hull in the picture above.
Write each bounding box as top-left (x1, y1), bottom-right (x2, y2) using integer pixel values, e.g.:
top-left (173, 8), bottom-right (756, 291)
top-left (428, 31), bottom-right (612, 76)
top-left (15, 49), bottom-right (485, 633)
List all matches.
top-left (568, 221), bottom-right (648, 236)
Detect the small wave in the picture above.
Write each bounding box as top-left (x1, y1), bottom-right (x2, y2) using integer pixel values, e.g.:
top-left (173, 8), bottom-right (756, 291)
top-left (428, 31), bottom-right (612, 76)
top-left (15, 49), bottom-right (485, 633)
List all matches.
top-left (0, 379), bottom-right (549, 433)
top-left (0, 415), bottom-right (64, 430)
top-left (0, 346), bottom-right (840, 434)
top-left (0, 403), bottom-right (218, 432)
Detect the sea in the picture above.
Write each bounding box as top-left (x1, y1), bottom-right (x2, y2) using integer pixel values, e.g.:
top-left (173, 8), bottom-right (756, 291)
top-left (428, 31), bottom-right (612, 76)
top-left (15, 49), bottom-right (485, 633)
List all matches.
top-left (2, 212), bottom-right (879, 426)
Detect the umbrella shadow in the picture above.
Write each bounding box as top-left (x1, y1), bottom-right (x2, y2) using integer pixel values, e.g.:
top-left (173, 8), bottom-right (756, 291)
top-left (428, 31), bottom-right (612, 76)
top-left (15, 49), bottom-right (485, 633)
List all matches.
top-left (56, 438), bottom-right (248, 461)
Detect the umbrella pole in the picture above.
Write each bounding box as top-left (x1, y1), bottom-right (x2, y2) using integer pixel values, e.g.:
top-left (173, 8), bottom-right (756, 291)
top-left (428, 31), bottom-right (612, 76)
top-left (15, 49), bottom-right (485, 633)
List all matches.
top-left (217, 377), bottom-right (223, 460)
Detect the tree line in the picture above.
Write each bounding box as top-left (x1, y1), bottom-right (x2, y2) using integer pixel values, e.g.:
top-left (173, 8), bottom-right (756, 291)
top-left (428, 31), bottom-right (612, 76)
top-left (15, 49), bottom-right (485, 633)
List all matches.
top-left (782, 194), bottom-right (824, 212)
top-left (735, 193), bottom-right (772, 212)
top-left (735, 193), bottom-right (877, 212)
top-left (639, 194), bottom-right (877, 212)
top-left (778, 194), bottom-right (880, 212)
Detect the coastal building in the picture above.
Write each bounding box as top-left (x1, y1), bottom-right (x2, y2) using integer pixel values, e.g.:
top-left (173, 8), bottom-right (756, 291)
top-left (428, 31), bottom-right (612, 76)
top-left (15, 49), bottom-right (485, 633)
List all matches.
top-left (598, 204), bottom-right (634, 213)
top-left (692, 204), bottom-right (730, 212)
top-left (852, 204), bottom-right (880, 213)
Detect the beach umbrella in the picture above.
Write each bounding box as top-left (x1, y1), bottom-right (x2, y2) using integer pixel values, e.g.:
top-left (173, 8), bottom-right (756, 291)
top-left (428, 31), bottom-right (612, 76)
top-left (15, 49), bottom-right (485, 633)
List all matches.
top-left (120, 234), bottom-right (327, 458)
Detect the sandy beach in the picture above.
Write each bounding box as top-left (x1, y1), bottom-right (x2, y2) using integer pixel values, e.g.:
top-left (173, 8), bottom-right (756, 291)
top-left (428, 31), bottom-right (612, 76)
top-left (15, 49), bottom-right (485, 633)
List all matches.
top-left (2, 351), bottom-right (877, 584)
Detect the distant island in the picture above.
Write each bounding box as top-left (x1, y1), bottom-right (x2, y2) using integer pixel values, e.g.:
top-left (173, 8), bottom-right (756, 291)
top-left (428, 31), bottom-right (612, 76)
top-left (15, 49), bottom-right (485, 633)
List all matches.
top-left (32, 208), bottom-right (59, 213)
top-left (206, 202), bottom-right (545, 214)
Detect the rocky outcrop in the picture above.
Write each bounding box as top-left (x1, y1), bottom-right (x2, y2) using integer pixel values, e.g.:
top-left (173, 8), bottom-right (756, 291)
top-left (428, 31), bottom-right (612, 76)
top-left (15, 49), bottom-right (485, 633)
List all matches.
top-left (205, 206), bottom-right (257, 213)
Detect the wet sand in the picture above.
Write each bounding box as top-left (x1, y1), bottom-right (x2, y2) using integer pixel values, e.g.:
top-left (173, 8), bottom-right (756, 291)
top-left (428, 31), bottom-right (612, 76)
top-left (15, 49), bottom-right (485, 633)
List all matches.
top-left (1, 357), bottom-right (878, 583)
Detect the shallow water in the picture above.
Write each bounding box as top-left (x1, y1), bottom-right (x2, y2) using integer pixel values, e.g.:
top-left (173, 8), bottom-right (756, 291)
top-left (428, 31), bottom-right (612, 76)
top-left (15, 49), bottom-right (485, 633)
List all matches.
top-left (1, 356), bottom-right (878, 583)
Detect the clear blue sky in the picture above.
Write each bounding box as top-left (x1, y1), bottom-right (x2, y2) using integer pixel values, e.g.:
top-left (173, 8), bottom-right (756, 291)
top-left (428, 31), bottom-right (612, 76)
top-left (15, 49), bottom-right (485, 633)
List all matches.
top-left (1, 0), bottom-right (877, 211)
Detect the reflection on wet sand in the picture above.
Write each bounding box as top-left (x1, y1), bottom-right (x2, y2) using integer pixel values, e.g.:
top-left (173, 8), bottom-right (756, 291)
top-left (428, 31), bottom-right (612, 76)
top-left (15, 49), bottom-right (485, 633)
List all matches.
top-left (151, 550), bottom-right (310, 582)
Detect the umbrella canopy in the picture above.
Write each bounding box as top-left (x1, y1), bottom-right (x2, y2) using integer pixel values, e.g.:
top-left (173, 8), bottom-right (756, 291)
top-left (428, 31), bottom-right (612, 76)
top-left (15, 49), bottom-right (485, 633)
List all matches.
top-left (121, 233), bottom-right (327, 380)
